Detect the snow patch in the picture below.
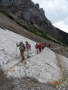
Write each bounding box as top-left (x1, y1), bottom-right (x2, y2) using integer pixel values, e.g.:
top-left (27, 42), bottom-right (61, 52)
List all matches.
top-left (0, 28), bottom-right (68, 83)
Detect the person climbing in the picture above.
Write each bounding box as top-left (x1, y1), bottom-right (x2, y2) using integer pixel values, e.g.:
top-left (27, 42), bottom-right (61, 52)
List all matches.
top-left (25, 41), bottom-right (31, 58)
top-left (49, 44), bottom-right (51, 48)
top-left (16, 41), bottom-right (25, 61)
top-left (44, 42), bottom-right (46, 47)
top-left (41, 43), bottom-right (45, 49)
top-left (35, 43), bottom-right (39, 54)
top-left (38, 43), bottom-right (42, 52)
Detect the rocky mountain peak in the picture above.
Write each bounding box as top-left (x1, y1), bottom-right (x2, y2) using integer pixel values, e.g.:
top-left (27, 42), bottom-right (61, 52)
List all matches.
top-left (0, 0), bottom-right (46, 20)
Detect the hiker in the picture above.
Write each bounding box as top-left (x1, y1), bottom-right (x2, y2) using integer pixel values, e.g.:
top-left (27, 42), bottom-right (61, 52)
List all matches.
top-left (25, 41), bottom-right (31, 58)
top-left (16, 42), bottom-right (25, 61)
top-left (49, 44), bottom-right (51, 48)
top-left (35, 43), bottom-right (39, 54)
top-left (38, 43), bottom-right (42, 52)
top-left (44, 42), bottom-right (46, 47)
top-left (41, 43), bottom-right (45, 49)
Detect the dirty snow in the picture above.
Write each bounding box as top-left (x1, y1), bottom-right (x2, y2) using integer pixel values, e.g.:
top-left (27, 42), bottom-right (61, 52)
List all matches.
top-left (58, 54), bottom-right (68, 75)
top-left (0, 28), bottom-right (68, 83)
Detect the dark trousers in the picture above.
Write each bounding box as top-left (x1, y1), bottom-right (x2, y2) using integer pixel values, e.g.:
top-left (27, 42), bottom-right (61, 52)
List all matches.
top-left (39, 48), bottom-right (41, 52)
top-left (20, 50), bottom-right (25, 59)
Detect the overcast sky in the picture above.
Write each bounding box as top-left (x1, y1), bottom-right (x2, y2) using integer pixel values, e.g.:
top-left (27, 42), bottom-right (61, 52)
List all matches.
top-left (32, 0), bottom-right (68, 33)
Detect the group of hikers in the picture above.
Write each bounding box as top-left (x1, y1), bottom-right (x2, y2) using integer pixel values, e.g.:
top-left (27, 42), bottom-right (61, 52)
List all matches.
top-left (16, 41), bottom-right (47, 61)
top-left (35, 43), bottom-right (45, 54)
top-left (16, 41), bottom-right (67, 61)
top-left (16, 41), bottom-right (31, 61)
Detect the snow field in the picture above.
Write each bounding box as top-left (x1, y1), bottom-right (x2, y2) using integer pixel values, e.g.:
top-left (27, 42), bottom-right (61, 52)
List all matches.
top-left (0, 28), bottom-right (68, 83)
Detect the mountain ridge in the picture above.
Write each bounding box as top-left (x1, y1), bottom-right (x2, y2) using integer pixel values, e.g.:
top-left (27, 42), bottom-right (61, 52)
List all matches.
top-left (0, 0), bottom-right (68, 45)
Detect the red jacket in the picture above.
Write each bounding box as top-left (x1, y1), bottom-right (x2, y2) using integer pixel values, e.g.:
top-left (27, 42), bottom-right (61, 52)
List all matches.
top-left (38, 43), bottom-right (42, 49)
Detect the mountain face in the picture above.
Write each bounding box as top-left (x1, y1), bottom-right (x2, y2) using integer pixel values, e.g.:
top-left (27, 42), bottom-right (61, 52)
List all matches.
top-left (0, 0), bottom-right (68, 45)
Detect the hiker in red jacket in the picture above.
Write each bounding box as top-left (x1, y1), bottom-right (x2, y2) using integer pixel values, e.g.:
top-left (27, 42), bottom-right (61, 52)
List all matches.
top-left (38, 43), bottom-right (42, 52)
top-left (35, 43), bottom-right (39, 54)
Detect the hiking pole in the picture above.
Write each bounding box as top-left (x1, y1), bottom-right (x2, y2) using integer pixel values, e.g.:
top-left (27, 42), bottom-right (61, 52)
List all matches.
top-left (16, 43), bottom-right (18, 57)
top-left (16, 46), bottom-right (17, 56)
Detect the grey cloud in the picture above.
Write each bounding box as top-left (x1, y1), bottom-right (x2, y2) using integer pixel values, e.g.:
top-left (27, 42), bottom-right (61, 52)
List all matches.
top-left (45, 8), bottom-right (68, 23)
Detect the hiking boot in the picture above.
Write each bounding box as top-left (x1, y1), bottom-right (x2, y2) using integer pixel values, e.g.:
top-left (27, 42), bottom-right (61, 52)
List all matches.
top-left (21, 57), bottom-right (25, 62)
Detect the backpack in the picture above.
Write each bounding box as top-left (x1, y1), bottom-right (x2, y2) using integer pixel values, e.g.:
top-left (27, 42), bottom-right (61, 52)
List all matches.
top-left (19, 43), bottom-right (25, 51)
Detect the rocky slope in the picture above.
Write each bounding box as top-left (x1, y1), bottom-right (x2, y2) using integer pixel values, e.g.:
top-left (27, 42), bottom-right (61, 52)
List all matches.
top-left (0, 12), bottom-right (61, 47)
top-left (0, 0), bottom-right (68, 45)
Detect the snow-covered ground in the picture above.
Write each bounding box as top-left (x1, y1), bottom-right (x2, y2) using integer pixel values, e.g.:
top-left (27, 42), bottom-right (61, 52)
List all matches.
top-left (0, 28), bottom-right (36, 70)
top-left (0, 28), bottom-right (68, 84)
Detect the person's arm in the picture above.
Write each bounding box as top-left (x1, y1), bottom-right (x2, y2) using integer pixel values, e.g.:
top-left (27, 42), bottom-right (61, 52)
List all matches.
top-left (16, 43), bottom-right (19, 47)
